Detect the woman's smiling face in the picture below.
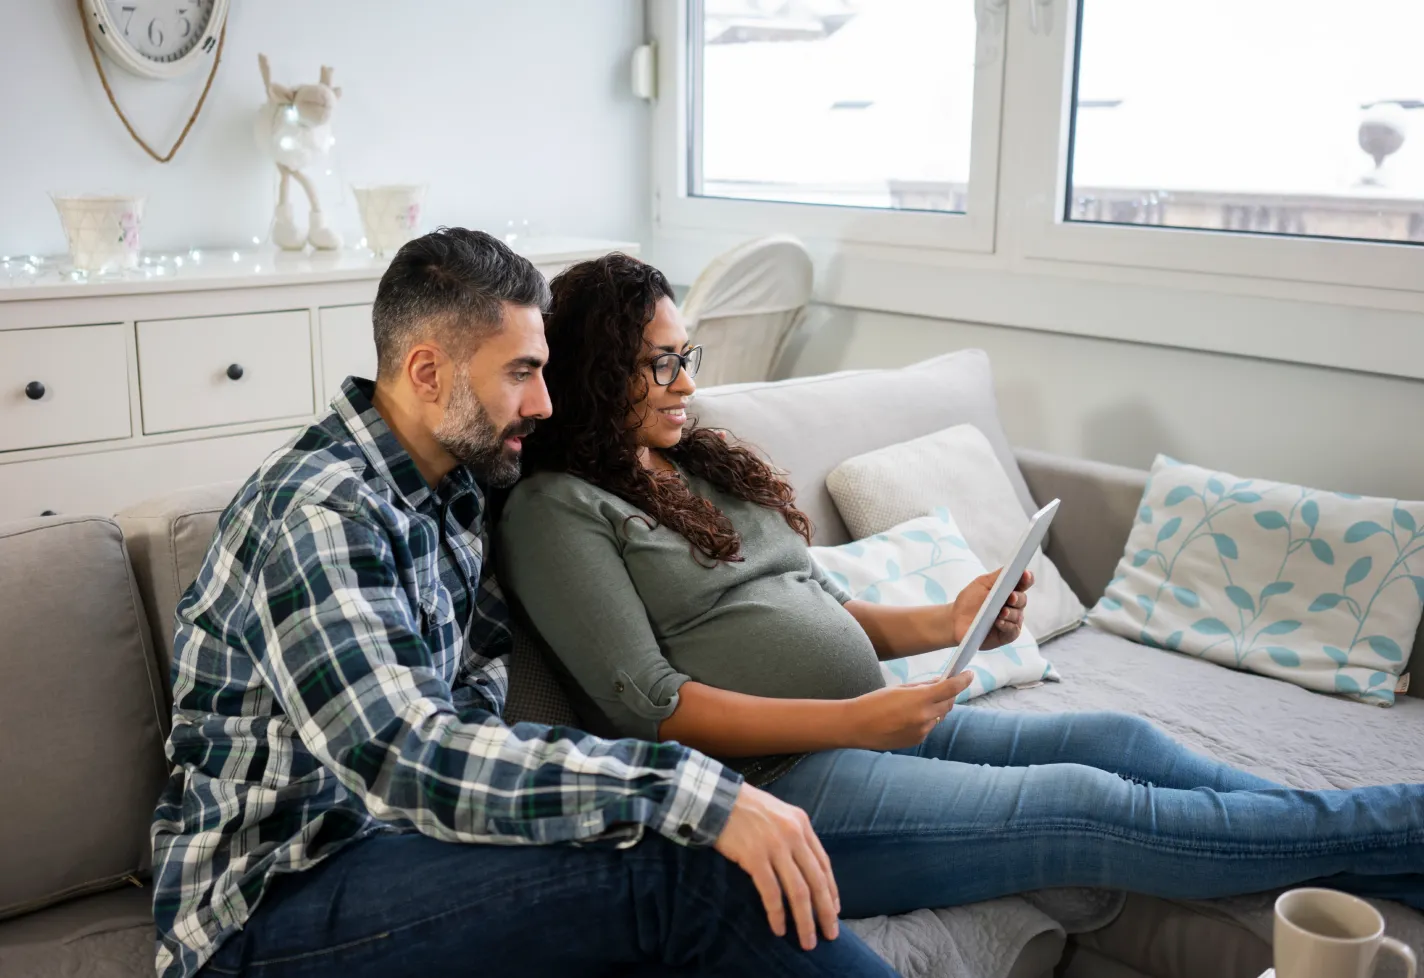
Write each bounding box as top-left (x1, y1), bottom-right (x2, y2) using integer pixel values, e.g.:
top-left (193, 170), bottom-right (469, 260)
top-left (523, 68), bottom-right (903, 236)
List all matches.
top-left (628, 296), bottom-right (698, 451)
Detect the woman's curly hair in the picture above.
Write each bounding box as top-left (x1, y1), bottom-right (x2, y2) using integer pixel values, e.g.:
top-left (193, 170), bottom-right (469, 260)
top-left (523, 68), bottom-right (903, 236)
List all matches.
top-left (524, 252), bottom-right (811, 563)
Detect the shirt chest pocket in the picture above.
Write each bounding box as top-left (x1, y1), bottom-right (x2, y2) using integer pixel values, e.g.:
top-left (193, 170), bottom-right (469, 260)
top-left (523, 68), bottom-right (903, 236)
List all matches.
top-left (418, 584), bottom-right (456, 635)
top-left (414, 546), bottom-right (457, 638)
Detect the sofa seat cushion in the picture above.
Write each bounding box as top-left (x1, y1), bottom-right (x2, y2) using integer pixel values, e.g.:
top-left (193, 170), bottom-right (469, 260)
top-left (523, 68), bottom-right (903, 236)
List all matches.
top-left (1069, 894), bottom-right (1271, 978)
top-left (981, 625), bottom-right (1424, 969)
top-left (1059, 944), bottom-right (1155, 978)
top-left (0, 517), bottom-right (169, 920)
top-left (0, 885), bottom-right (153, 978)
top-left (847, 904), bottom-right (1065, 978)
top-left (985, 623), bottom-right (1424, 789)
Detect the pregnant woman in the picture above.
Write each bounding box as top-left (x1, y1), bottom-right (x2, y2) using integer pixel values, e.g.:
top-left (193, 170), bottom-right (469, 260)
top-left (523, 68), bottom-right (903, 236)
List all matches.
top-left (497, 253), bottom-right (1424, 918)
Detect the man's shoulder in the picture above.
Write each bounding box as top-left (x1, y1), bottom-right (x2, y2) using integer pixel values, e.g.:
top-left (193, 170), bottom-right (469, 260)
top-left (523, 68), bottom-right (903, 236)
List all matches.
top-left (235, 421), bottom-right (391, 532)
top-left (179, 423), bottom-right (395, 624)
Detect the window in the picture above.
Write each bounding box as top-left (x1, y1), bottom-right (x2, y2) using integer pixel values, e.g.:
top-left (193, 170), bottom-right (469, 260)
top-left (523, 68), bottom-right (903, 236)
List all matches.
top-left (691, 0), bottom-right (980, 214)
top-left (1066, 0), bottom-right (1424, 246)
top-left (654, 0), bottom-right (1424, 299)
top-left (652, 0), bottom-right (1005, 252)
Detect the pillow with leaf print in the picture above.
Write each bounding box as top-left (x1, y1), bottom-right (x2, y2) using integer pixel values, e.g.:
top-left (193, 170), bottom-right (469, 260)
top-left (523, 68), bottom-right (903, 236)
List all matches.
top-left (810, 506), bottom-right (1059, 704)
top-left (1087, 455), bottom-right (1424, 706)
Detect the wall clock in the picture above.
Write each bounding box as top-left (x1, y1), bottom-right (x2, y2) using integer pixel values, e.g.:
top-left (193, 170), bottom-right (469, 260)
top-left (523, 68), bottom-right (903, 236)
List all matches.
top-left (79, 0), bottom-right (232, 161)
top-left (83, 0), bottom-right (230, 78)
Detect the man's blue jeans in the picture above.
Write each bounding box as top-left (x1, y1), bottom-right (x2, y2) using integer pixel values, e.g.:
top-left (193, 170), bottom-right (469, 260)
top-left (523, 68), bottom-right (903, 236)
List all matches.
top-left (200, 831), bottom-right (899, 978)
top-left (767, 708), bottom-right (1424, 917)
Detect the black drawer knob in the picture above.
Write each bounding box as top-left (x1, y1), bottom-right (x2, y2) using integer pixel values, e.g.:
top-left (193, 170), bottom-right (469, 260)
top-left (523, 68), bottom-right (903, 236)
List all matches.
top-left (24, 381), bottom-right (45, 400)
top-left (225, 363), bottom-right (245, 381)
top-left (40, 510), bottom-right (56, 517)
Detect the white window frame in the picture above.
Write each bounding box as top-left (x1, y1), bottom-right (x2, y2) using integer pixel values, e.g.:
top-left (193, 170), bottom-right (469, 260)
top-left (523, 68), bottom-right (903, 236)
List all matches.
top-left (649, 0), bottom-right (1008, 254)
top-left (1013, 0), bottom-right (1424, 294)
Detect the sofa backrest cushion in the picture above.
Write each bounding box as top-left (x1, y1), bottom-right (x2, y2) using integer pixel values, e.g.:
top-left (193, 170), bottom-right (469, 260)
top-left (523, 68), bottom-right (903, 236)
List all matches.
top-left (117, 482), bottom-right (238, 686)
top-left (0, 517), bottom-right (168, 918)
top-left (689, 349), bottom-right (1038, 546)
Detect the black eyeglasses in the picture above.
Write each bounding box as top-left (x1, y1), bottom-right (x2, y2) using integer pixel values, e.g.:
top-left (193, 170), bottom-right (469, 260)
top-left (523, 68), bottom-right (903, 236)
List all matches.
top-left (649, 346), bottom-right (703, 387)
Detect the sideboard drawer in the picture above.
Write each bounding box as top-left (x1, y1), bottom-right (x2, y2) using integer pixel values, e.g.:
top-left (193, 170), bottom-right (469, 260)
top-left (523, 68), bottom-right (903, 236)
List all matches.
top-left (137, 311), bottom-right (314, 434)
top-left (0, 324), bottom-right (132, 453)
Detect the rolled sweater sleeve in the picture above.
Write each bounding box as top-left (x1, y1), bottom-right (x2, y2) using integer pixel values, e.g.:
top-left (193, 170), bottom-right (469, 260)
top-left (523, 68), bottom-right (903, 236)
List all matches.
top-left (809, 555), bottom-right (853, 604)
top-left (498, 486), bottom-right (691, 742)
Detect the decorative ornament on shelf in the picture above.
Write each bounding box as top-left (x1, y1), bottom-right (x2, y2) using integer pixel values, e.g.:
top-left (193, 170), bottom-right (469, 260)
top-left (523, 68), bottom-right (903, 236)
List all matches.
top-left (255, 54), bottom-right (343, 252)
top-left (50, 194), bottom-right (145, 274)
top-left (353, 185), bottom-right (426, 257)
top-left (78, 0), bottom-right (231, 162)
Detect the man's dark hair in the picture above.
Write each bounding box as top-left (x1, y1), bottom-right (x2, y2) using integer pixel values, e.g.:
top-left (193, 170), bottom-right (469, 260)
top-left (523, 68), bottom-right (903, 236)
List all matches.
top-left (372, 227), bottom-right (550, 380)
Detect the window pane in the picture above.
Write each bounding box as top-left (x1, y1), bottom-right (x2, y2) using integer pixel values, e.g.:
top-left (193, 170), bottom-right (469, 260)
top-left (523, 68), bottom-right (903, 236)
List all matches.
top-left (692, 0), bottom-right (978, 213)
top-left (1067, 1), bottom-right (1424, 245)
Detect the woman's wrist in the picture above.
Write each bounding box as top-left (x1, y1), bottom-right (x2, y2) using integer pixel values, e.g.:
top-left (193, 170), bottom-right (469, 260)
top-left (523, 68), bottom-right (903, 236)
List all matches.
top-left (832, 696), bottom-right (870, 750)
top-left (934, 604), bottom-right (962, 650)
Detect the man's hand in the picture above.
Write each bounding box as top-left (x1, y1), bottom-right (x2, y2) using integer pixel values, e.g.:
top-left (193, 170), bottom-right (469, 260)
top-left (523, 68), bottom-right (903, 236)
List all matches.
top-left (846, 670), bottom-right (973, 750)
top-left (714, 785), bottom-right (841, 950)
top-left (950, 568), bottom-right (1033, 651)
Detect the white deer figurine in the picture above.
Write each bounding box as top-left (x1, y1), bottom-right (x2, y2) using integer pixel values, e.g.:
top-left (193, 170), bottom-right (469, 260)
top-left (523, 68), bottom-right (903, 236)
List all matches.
top-left (256, 54), bottom-right (343, 251)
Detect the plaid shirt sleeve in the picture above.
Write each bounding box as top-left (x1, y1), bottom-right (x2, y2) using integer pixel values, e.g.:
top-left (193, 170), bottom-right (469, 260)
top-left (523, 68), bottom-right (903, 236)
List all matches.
top-left (242, 501), bottom-right (742, 846)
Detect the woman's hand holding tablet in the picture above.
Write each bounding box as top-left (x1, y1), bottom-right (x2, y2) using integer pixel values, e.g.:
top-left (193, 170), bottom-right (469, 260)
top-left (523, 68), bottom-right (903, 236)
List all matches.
top-left (940, 499), bottom-right (1060, 678)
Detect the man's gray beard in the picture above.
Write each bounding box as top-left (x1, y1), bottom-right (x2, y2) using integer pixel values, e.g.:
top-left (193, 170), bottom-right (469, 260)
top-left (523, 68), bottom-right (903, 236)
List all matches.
top-left (433, 375), bottom-right (523, 488)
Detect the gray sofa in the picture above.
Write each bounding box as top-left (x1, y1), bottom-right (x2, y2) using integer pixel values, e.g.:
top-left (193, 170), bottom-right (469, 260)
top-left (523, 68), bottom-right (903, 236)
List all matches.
top-left (2, 349), bottom-right (1421, 978)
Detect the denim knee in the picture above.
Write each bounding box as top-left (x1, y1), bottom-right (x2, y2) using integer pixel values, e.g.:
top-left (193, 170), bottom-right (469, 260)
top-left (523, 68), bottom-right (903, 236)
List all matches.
top-left (1093, 711), bottom-right (1160, 744)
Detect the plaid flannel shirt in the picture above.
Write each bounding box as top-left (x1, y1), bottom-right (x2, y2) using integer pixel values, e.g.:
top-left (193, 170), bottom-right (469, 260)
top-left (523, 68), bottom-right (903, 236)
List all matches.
top-left (151, 377), bottom-right (741, 978)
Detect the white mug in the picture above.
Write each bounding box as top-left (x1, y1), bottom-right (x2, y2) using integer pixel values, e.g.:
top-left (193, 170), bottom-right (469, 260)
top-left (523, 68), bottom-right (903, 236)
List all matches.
top-left (1274, 888), bottom-right (1417, 978)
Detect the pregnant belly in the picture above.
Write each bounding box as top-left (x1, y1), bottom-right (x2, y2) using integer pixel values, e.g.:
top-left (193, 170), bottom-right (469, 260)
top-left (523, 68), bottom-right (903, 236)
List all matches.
top-left (662, 583), bottom-right (886, 702)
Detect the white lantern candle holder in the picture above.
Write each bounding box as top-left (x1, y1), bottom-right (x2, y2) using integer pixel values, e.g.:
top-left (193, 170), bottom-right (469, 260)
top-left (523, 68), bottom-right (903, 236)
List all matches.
top-left (352, 185), bottom-right (427, 257)
top-left (51, 194), bottom-right (145, 273)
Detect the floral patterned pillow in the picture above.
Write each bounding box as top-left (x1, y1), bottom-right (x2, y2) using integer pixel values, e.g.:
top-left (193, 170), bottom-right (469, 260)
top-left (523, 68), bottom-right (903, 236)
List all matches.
top-left (1088, 456), bottom-right (1424, 706)
top-left (810, 507), bottom-right (1058, 703)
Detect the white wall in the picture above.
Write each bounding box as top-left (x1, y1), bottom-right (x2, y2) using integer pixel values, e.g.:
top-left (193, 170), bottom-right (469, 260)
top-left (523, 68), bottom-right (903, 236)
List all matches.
top-left (1, 0), bottom-right (649, 256)
top-left (781, 307), bottom-right (1424, 501)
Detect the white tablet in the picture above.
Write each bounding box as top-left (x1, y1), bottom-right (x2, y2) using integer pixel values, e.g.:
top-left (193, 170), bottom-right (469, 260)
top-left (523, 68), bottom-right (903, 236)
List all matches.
top-left (941, 498), bottom-right (1060, 678)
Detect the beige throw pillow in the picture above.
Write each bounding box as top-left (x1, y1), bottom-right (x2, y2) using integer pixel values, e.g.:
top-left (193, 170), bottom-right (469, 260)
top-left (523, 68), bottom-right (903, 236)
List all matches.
top-left (826, 424), bottom-right (1086, 641)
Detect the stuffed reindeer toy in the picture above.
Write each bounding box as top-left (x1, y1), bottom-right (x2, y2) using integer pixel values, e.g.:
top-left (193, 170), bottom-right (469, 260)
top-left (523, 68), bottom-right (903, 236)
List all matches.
top-left (256, 54), bottom-right (343, 251)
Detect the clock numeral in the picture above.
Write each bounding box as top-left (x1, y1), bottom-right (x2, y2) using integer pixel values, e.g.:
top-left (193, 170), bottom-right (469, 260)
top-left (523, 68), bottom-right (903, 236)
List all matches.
top-left (148, 17), bottom-right (164, 47)
top-left (177, 8), bottom-right (192, 36)
top-left (120, 4), bottom-right (136, 34)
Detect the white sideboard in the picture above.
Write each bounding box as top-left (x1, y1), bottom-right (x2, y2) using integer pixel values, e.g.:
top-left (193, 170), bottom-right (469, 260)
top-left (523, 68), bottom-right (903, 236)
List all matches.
top-left (0, 238), bottom-right (637, 523)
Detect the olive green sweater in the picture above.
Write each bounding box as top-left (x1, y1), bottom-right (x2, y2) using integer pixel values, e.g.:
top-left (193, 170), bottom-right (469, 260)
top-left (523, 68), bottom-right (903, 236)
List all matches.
top-left (497, 468), bottom-right (885, 781)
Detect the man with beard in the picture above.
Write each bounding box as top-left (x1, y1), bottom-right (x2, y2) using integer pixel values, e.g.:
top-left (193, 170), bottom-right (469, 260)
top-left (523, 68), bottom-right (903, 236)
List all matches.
top-left (152, 228), bottom-right (881, 978)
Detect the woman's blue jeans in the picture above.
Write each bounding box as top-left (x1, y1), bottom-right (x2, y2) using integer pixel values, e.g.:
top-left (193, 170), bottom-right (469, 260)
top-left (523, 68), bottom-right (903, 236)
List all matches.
top-left (766, 708), bottom-right (1424, 918)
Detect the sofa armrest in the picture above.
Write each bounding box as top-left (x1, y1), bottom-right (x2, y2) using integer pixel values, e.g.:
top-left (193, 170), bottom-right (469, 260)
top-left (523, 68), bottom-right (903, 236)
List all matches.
top-left (1013, 448), bottom-right (1148, 607)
